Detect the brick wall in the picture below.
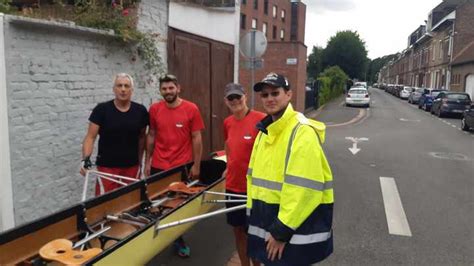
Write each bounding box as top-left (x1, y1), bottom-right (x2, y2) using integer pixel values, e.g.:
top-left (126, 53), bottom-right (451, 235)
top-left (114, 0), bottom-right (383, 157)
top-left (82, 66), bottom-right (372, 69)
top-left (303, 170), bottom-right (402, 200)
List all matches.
top-left (239, 41), bottom-right (307, 112)
top-left (4, 0), bottom-right (167, 225)
top-left (453, 1), bottom-right (474, 59)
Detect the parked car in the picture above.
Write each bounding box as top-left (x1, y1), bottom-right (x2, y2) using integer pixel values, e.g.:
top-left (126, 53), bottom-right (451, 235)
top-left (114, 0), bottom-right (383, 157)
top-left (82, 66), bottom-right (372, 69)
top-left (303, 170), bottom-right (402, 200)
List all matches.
top-left (418, 89), bottom-right (445, 111)
top-left (462, 104), bottom-right (474, 131)
top-left (408, 87), bottom-right (425, 104)
top-left (399, 86), bottom-right (413, 100)
top-left (346, 87), bottom-right (370, 107)
top-left (431, 92), bottom-right (472, 117)
top-left (354, 81), bottom-right (367, 89)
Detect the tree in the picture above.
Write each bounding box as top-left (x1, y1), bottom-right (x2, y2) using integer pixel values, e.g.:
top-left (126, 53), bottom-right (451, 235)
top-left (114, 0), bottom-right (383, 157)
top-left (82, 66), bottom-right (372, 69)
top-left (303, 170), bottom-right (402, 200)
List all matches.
top-left (322, 30), bottom-right (369, 80)
top-left (367, 53), bottom-right (398, 84)
top-left (307, 46), bottom-right (324, 82)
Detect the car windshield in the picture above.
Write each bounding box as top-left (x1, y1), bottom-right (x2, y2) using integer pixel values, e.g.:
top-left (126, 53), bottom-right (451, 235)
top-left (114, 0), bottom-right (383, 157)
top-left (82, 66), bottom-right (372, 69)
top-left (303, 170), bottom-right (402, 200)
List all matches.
top-left (349, 89), bottom-right (367, 94)
top-left (431, 91), bottom-right (442, 97)
top-left (446, 94), bottom-right (470, 100)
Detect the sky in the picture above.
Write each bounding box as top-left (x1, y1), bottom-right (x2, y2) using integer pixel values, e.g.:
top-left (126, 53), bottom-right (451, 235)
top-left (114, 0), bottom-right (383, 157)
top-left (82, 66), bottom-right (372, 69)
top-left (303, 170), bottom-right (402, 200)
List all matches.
top-left (304, 0), bottom-right (443, 59)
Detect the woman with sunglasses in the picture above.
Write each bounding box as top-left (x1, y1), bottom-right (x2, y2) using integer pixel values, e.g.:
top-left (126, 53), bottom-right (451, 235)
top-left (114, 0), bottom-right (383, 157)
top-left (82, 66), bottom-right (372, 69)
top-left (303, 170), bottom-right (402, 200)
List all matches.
top-left (222, 83), bottom-right (264, 266)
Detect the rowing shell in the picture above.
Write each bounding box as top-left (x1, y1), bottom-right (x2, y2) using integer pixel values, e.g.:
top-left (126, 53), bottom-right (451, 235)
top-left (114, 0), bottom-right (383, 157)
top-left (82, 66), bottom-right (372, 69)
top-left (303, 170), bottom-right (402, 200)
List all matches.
top-left (0, 158), bottom-right (228, 265)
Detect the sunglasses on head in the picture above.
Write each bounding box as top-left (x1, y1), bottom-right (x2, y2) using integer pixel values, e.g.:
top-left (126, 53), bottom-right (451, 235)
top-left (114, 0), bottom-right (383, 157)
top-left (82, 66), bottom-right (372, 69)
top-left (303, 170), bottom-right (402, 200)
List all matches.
top-left (226, 94), bottom-right (242, 101)
top-left (260, 90), bottom-right (281, 98)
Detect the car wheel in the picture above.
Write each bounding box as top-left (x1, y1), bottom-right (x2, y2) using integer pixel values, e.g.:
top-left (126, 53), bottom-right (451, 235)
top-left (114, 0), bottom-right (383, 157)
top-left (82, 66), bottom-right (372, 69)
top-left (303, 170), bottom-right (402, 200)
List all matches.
top-left (461, 117), bottom-right (469, 131)
top-left (418, 104), bottom-right (422, 109)
top-left (437, 110), bottom-right (443, 118)
top-left (430, 108), bottom-right (434, 115)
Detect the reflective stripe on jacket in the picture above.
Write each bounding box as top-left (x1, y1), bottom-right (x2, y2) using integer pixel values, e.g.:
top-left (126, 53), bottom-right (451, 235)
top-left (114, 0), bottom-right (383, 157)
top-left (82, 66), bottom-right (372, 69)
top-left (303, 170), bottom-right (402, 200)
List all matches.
top-left (246, 103), bottom-right (334, 265)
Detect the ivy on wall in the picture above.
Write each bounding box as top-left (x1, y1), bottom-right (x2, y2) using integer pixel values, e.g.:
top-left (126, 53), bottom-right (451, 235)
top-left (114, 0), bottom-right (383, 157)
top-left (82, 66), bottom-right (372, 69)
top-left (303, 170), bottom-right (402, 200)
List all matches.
top-left (4, 0), bottom-right (164, 79)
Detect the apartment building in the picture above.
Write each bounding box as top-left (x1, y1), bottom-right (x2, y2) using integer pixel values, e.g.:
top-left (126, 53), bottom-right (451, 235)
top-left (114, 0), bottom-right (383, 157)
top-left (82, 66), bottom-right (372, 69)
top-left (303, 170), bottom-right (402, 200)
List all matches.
top-left (379, 0), bottom-right (474, 98)
top-left (239, 0), bottom-right (307, 111)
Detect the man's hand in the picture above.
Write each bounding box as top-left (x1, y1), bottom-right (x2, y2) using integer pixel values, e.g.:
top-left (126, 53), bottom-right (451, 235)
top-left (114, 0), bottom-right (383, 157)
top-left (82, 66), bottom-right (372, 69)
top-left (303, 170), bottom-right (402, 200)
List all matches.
top-left (144, 161), bottom-right (151, 177)
top-left (266, 235), bottom-right (286, 261)
top-left (189, 163), bottom-right (200, 180)
top-left (80, 157), bottom-right (92, 176)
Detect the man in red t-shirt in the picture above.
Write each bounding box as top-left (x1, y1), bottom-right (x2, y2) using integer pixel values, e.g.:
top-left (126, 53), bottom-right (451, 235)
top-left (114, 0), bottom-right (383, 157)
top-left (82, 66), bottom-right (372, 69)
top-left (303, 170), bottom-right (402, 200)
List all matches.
top-left (145, 74), bottom-right (204, 257)
top-left (223, 83), bottom-right (265, 266)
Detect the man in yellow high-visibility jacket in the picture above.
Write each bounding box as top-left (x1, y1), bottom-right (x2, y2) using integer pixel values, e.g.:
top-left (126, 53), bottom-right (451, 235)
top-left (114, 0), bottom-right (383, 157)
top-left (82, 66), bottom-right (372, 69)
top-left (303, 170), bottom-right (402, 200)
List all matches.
top-left (246, 73), bottom-right (334, 265)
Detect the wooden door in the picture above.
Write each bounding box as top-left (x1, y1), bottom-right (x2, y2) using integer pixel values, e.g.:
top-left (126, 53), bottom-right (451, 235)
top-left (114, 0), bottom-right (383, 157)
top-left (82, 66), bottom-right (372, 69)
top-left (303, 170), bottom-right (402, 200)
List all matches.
top-left (211, 42), bottom-right (233, 152)
top-left (168, 28), bottom-right (234, 157)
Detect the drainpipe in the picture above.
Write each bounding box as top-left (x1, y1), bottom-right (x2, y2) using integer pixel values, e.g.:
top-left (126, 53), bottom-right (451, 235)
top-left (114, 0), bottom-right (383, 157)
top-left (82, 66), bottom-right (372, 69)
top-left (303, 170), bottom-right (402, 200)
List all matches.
top-left (447, 18), bottom-right (455, 91)
top-left (0, 14), bottom-right (15, 231)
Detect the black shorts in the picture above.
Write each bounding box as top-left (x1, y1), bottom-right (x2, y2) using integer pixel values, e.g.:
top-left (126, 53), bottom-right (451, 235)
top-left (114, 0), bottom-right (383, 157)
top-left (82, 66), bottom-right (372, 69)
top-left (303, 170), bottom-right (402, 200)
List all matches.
top-left (225, 189), bottom-right (247, 227)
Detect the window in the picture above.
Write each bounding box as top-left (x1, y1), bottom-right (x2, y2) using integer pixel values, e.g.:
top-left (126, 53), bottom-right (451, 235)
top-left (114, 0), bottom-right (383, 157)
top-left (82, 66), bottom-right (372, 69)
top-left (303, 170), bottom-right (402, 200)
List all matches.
top-left (443, 39), bottom-right (449, 59)
top-left (253, 0), bottom-right (258, 10)
top-left (242, 0), bottom-right (246, 4)
top-left (439, 40), bottom-right (442, 59)
top-left (280, 29), bottom-right (285, 40)
top-left (264, 0), bottom-right (268, 15)
top-left (240, 14), bottom-right (246, 29)
top-left (432, 44), bottom-right (436, 61)
top-left (281, 10), bottom-right (285, 21)
top-left (272, 26), bottom-right (277, 40)
top-left (252, 18), bottom-right (257, 29)
top-left (273, 5), bottom-right (277, 18)
top-left (263, 23), bottom-right (268, 36)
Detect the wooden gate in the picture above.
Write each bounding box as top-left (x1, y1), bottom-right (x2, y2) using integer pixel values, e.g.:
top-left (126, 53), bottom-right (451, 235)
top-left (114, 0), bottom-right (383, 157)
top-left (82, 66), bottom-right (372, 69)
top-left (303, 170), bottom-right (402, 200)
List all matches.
top-left (168, 28), bottom-right (234, 157)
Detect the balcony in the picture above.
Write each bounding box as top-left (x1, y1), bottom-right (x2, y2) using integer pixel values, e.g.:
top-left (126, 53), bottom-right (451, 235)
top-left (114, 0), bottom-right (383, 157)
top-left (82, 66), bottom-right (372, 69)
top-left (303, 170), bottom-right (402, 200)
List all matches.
top-left (428, 0), bottom-right (462, 31)
top-left (431, 10), bottom-right (455, 31)
top-left (171, 0), bottom-right (236, 8)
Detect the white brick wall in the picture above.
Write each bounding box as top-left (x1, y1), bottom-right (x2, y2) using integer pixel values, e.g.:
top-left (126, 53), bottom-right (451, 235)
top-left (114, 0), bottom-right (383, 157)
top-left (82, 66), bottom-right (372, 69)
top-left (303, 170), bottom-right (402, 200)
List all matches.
top-left (3, 0), bottom-right (168, 226)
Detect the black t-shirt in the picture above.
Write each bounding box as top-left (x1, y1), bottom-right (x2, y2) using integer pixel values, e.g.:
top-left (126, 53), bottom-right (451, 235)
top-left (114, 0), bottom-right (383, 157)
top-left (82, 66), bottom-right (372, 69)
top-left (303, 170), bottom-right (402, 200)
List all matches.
top-left (89, 100), bottom-right (149, 167)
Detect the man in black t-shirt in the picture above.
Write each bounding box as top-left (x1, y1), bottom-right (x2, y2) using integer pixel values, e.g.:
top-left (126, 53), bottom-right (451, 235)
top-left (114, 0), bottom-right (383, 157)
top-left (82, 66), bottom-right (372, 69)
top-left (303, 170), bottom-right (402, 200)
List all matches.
top-left (80, 73), bottom-right (149, 196)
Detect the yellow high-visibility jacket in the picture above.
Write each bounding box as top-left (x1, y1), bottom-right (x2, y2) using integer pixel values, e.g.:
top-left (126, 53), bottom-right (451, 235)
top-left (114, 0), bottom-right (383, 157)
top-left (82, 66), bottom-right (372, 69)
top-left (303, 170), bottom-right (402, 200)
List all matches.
top-left (246, 103), bottom-right (334, 265)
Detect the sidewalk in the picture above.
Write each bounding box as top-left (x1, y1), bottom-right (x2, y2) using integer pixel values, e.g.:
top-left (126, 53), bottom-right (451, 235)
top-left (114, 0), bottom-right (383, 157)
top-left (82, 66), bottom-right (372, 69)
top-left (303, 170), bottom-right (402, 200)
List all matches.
top-left (305, 95), bottom-right (361, 125)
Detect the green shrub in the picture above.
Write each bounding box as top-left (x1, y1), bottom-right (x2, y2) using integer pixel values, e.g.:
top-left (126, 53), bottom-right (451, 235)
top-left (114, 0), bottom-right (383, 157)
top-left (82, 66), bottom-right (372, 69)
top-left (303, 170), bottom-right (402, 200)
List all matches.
top-left (317, 66), bottom-right (348, 106)
top-left (0, 0), bottom-right (11, 13)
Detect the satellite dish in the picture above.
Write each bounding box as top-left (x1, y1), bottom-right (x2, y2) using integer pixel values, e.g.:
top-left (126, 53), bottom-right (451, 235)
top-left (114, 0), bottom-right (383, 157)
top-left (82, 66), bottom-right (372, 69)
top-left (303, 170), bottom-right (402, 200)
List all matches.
top-left (240, 30), bottom-right (267, 58)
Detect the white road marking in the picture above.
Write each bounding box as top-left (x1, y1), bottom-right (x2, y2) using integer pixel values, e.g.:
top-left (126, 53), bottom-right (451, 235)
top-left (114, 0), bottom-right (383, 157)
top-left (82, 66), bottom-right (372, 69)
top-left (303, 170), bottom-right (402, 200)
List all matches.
top-left (452, 125), bottom-right (457, 128)
top-left (380, 177), bottom-right (412, 237)
top-left (400, 118), bottom-right (420, 122)
top-left (345, 137), bottom-right (369, 155)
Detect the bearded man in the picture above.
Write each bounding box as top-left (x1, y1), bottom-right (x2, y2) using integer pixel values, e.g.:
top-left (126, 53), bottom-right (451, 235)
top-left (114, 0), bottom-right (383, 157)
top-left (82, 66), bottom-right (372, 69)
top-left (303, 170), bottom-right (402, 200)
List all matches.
top-left (145, 74), bottom-right (205, 258)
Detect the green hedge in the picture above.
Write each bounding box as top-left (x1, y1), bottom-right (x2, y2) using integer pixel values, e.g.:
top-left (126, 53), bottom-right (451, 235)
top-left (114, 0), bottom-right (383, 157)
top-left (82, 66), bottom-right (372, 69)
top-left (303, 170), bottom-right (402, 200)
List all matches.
top-left (317, 66), bottom-right (349, 106)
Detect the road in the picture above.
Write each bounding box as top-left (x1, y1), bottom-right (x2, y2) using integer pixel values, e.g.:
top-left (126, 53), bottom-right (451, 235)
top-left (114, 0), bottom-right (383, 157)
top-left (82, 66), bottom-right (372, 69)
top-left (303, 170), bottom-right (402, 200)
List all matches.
top-left (149, 88), bottom-right (474, 265)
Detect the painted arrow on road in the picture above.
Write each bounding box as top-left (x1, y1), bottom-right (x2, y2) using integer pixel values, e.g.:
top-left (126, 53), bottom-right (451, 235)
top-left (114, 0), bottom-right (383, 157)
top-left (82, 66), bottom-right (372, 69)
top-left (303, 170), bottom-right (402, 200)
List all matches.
top-left (345, 137), bottom-right (369, 155)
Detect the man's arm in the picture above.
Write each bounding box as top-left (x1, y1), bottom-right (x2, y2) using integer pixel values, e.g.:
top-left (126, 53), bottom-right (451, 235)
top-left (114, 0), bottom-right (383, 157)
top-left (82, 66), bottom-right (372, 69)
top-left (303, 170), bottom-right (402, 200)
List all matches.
top-left (144, 127), bottom-right (156, 177)
top-left (190, 130), bottom-right (203, 179)
top-left (137, 127), bottom-right (147, 178)
top-left (221, 142), bottom-right (230, 177)
top-left (80, 122), bottom-right (100, 176)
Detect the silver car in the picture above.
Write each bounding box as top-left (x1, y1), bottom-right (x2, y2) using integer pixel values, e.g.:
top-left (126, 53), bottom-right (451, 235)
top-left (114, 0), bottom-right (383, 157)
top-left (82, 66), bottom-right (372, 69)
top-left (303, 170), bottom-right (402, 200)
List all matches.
top-left (408, 87), bottom-right (425, 104)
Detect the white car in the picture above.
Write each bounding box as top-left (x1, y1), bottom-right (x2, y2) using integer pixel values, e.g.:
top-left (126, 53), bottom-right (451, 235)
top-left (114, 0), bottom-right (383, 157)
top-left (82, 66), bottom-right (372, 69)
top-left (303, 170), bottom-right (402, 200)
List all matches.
top-left (400, 86), bottom-right (413, 100)
top-left (346, 88), bottom-right (370, 107)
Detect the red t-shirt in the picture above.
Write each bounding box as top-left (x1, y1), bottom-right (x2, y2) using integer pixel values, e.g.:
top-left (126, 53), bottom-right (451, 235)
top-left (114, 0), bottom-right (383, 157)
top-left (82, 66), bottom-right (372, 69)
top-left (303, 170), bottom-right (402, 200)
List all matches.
top-left (224, 110), bottom-right (266, 193)
top-left (149, 100), bottom-right (205, 170)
